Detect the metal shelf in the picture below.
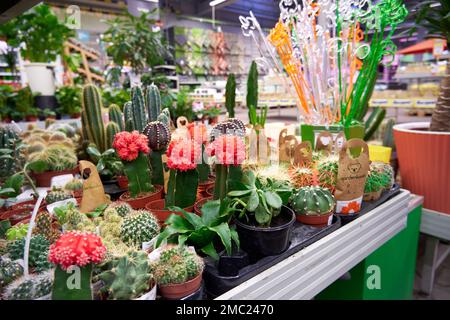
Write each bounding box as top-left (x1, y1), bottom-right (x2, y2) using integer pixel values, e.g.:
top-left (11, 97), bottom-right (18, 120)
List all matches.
top-left (216, 190), bottom-right (411, 300)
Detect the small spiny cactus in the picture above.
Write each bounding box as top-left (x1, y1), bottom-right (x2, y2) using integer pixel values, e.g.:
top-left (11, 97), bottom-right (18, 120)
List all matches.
top-left (291, 186), bottom-right (335, 216)
top-left (315, 155), bottom-right (339, 193)
top-left (7, 235), bottom-right (53, 273)
top-left (120, 210), bottom-right (160, 246)
top-left (3, 271), bottom-right (53, 300)
top-left (0, 257), bottom-right (24, 289)
top-left (106, 202), bottom-right (132, 218)
top-left (143, 121), bottom-right (171, 151)
top-left (45, 187), bottom-right (72, 204)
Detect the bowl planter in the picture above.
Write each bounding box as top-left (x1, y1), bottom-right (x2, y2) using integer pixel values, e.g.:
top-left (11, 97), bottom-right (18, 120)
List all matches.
top-left (394, 122), bottom-right (450, 214)
top-left (145, 199), bottom-right (194, 224)
top-left (159, 273), bottom-right (202, 300)
top-left (235, 205), bottom-right (295, 258)
top-left (193, 196), bottom-right (213, 215)
top-left (119, 185), bottom-right (164, 209)
top-left (31, 166), bottom-right (79, 188)
top-left (296, 210), bottom-right (333, 227)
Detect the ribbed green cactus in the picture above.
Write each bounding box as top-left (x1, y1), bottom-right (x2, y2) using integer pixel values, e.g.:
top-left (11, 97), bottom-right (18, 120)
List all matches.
top-left (82, 84), bottom-right (106, 152)
top-left (165, 169), bottom-right (199, 209)
top-left (157, 108), bottom-right (171, 128)
top-left (105, 122), bottom-right (121, 152)
top-left (123, 101), bottom-right (134, 132)
top-left (225, 73), bottom-right (236, 118)
top-left (0, 127), bottom-right (21, 179)
top-left (45, 187), bottom-right (72, 204)
top-left (120, 210), bottom-right (160, 246)
top-left (146, 84), bottom-right (161, 122)
top-left (4, 271), bottom-right (53, 300)
top-left (107, 201), bottom-right (133, 218)
top-left (143, 121), bottom-right (171, 151)
top-left (291, 186), bottom-right (335, 216)
top-left (247, 61), bottom-right (258, 113)
top-left (131, 87), bottom-right (147, 133)
top-left (97, 250), bottom-right (151, 300)
top-left (383, 118), bottom-right (396, 150)
top-left (7, 235), bottom-right (53, 273)
top-left (0, 257), bottom-right (23, 289)
top-left (108, 104), bottom-right (124, 131)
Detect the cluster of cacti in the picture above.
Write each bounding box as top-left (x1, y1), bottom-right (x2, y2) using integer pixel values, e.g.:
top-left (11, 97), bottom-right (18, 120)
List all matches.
top-left (291, 186), bottom-right (335, 216)
top-left (27, 144), bottom-right (78, 172)
top-left (289, 166), bottom-right (314, 189)
top-left (99, 209), bottom-right (123, 242)
top-left (0, 256), bottom-right (24, 289)
top-left (225, 73), bottom-right (236, 118)
top-left (7, 235), bottom-right (53, 273)
top-left (3, 271), bottom-right (53, 300)
top-left (106, 202), bottom-right (132, 218)
top-left (315, 155), bottom-right (339, 192)
top-left (64, 178), bottom-right (83, 191)
top-left (45, 187), bottom-right (72, 204)
top-left (33, 211), bottom-right (61, 243)
top-left (63, 205), bottom-right (96, 232)
top-left (97, 250), bottom-right (152, 299)
top-left (81, 84), bottom-right (124, 152)
top-left (151, 246), bottom-right (204, 286)
top-left (0, 127), bottom-right (22, 180)
top-left (120, 210), bottom-right (160, 247)
top-left (364, 162), bottom-right (394, 194)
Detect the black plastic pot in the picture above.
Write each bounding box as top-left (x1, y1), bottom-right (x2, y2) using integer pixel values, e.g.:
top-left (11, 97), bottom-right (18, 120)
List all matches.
top-left (218, 249), bottom-right (249, 277)
top-left (235, 205), bottom-right (295, 260)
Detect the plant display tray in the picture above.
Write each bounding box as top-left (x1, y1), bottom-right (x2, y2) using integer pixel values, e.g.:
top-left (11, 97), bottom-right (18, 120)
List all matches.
top-left (203, 216), bottom-right (341, 298)
top-left (336, 184), bottom-right (401, 225)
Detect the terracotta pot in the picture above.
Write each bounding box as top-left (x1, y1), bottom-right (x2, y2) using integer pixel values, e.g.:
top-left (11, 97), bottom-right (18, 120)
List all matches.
top-left (117, 175), bottom-right (129, 189)
top-left (70, 113), bottom-right (81, 119)
top-left (0, 207), bottom-right (33, 225)
top-left (72, 189), bottom-right (83, 198)
top-left (145, 198), bottom-right (194, 224)
top-left (119, 185), bottom-right (164, 209)
top-left (394, 122), bottom-right (450, 214)
top-left (25, 115), bottom-right (38, 122)
top-left (197, 178), bottom-right (215, 199)
top-left (296, 211), bottom-right (333, 227)
top-left (158, 273), bottom-right (202, 300)
top-left (363, 189), bottom-right (383, 201)
top-left (205, 186), bottom-right (215, 198)
top-left (31, 166), bottom-right (79, 187)
top-left (193, 196), bottom-right (213, 215)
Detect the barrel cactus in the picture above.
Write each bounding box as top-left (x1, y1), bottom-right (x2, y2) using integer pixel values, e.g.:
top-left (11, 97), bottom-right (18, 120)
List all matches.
top-left (0, 257), bottom-right (23, 289)
top-left (107, 201), bottom-right (132, 218)
top-left (120, 210), bottom-right (160, 246)
top-left (143, 121), bottom-right (171, 151)
top-left (291, 186), bottom-right (335, 216)
top-left (45, 187), bottom-right (72, 204)
top-left (210, 120), bottom-right (244, 142)
top-left (3, 271), bottom-right (53, 300)
top-left (33, 211), bottom-right (61, 243)
top-left (64, 178), bottom-right (83, 192)
top-left (289, 166), bottom-right (314, 189)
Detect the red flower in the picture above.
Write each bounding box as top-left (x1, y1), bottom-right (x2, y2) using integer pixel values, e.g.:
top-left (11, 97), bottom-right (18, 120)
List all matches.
top-left (112, 131), bottom-right (150, 161)
top-left (187, 122), bottom-right (208, 144)
top-left (49, 231), bottom-right (106, 270)
top-left (341, 201), bottom-right (361, 214)
top-left (206, 135), bottom-right (245, 166)
top-left (166, 138), bottom-right (202, 171)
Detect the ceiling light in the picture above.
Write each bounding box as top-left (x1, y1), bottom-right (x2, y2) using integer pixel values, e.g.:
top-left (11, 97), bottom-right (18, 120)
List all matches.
top-left (210, 0), bottom-right (227, 7)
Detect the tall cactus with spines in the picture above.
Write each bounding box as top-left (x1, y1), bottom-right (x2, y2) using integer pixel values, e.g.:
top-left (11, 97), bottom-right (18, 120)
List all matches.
top-left (105, 122), bottom-right (121, 151)
top-left (225, 73), bottom-right (236, 118)
top-left (146, 84), bottom-right (161, 122)
top-left (123, 101), bottom-right (134, 132)
top-left (246, 61), bottom-right (258, 114)
top-left (0, 127), bottom-right (21, 180)
top-left (131, 86), bottom-right (147, 133)
top-left (291, 186), bottom-right (335, 216)
top-left (108, 104), bottom-right (124, 131)
top-left (81, 84), bottom-right (106, 152)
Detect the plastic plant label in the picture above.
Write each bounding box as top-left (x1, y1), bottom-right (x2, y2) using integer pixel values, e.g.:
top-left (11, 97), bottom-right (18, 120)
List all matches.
top-left (327, 214), bottom-right (333, 226)
top-left (50, 174), bottom-right (74, 189)
top-left (336, 196), bottom-right (363, 214)
top-left (142, 236), bottom-right (157, 252)
top-left (134, 284), bottom-right (157, 300)
top-left (46, 198), bottom-right (78, 215)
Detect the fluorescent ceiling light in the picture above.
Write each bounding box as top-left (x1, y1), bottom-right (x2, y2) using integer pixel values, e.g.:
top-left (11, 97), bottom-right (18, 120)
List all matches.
top-left (210, 0), bottom-right (227, 7)
top-left (144, 0), bottom-right (159, 2)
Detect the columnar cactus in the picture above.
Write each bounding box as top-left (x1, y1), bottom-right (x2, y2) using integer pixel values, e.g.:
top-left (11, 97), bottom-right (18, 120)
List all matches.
top-left (246, 61), bottom-right (258, 111)
top-left (120, 210), bottom-right (160, 246)
top-left (291, 186), bottom-right (335, 216)
top-left (0, 257), bottom-right (23, 289)
top-left (123, 101), bottom-right (134, 132)
top-left (81, 84), bottom-right (106, 152)
top-left (97, 250), bottom-right (152, 300)
top-left (7, 235), bottom-right (53, 273)
top-left (45, 187), bottom-right (72, 204)
top-left (0, 127), bottom-right (22, 179)
top-left (146, 83), bottom-right (161, 122)
top-left (3, 271), bottom-right (53, 300)
top-left (108, 104), bottom-right (124, 131)
top-left (130, 86), bottom-right (147, 133)
top-left (225, 73), bottom-right (236, 118)
top-left (105, 122), bottom-right (121, 152)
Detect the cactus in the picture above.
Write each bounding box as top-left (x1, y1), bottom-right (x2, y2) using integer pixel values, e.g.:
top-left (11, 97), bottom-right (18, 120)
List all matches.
top-left (210, 120), bottom-right (244, 142)
top-left (365, 162), bottom-right (394, 193)
top-left (28, 144), bottom-right (78, 172)
top-left (0, 127), bottom-right (22, 179)
top-left (105, 122), bottom-right (121, 152)
top-left (146, 83), bottom-right (161, 122)
top-left (130, 86), bottom-right (147, 133)
top-left (247, 61), bottom-right (258, 112)
top-left (108, 104), bottom-right (124, 131)
top-left (289, 166), bottom-right (314, 189)
top-left (3, 271), bottom-right (53, 300)
top-left (64, 178), bottom-right (83, 191)
top-left (106, 202), bottom-right (132, 218)
top-left (151, 246), bottom-right (204, 286)
top-left (7, 235), bottom-right (53, 273)
top-left (81, 84), bottom-right (106, 152)
top-left (123, 101), bottom-right (134, 132)
top-left (291, 186), bottom-right (335, 216)
top-left (120, 210), bottom-right (160, 247)
top-left (45, 187), bottom-right (72, 204)
top-left (197, 144), bottom-right (210, 183)
top-left (225, 73), bottom-right (236, 118)
top-left (33, 211), bottom-right (61, 243)
top-left (143, 121), bottom-right (171, 151)
top-left (383, 118), bottom-right (396, 150)
top-left (157, 108), bottom-right (171, 128)
top-left (0, 257), bottom-right (23, 289)
top-left (315, 155), bottom-right (339, 193)
top-left (63, 205), bottom-right (96, 232)
top-left (97, 250), bottom-right (152, 300)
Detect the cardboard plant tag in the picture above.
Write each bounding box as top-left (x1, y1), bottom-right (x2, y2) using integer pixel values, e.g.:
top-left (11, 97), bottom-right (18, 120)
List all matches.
top-left (293, 141), bottom-right (312, 166)
top-left (79, 160), bottom-right (111, 213)
top-left (278, 128), bottom-right (298, 164)
top-left (335, 139), bottom-right (371, 214)
top-left (334, 132), bottom-right (346, 153)
top-left (315, 131), bottom-right (334, 154)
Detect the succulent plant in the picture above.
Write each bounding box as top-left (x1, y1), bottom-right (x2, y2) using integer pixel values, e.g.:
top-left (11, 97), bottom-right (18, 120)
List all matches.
top-left (315, 155), bottom-right (339, 192)
top-left (106, 201), bottom-right (132, 218)
top-left (28, 144), bottom-right (78, 172)
top-left (120, 210), bottom-right (160, 246)
top-left (210, 120), bottom-right (245, 142)
top-left (64, 178), bottom-right (83, 191)
top-left (291, 186), bottom-right (335, 216)
top-left (3, 271), bottom-right (53, 300)
top-left (7, 235), bottom-right (53, 273)
top-left (45, 187), bottom-right (72, 204)
top-left (143, 121), bottom-right (171, 151)
top-left (33, 211), bottom-right (61, 243)
top-left (288, 166), bottom-right (314, 189)
top-left (6, 223), bottom-right (29, 241)
top-left (0, 256), bottom-right (24, 289)
top-left (97, 250), bottom-right (152, 300)
top-left (151, 245), bottom-right (204, 286)
top-left (63, 205), bottom-right (96, 232)
top-left (364, 162), bottom-right (394, 193)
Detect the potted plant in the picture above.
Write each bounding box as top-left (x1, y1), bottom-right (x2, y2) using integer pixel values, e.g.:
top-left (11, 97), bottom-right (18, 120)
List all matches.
top-left (86, 147), bottom-right (124, 185)
top-left (41, 108), bottom-right (56, 121)
top-left (96, 250), bottom-right (156, 300)
top-left (120, 209), bottom-right (160, 248)
top-left (363, 163), bottom-right (393, 201)
top-left (202, 103), bottom-right (222, 125)
top-left (150, 245), bottom-right (204, 299)
top-left (146, 138), bottom-right (199, 223)
top-left (113, 131), bottom-right (163, 208)
top-left (393, 0), bottom-right (450, 215)
top-left (290, 186), bottom-right (335, 226)
top-left (55, 85), bottom-right (82, 118)
top-left (12, 86), bottom-right (34, 122)
top-left (228, 171), bottom-right (295, 258)
top-left (25, 108), bottom-right (39, 122)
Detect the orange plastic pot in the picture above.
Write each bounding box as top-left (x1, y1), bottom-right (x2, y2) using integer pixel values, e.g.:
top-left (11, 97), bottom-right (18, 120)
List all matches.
top-left (119, 185), bottom-right (164, 209)
top-left (394, 122), bottom-right (450, 214)
top-left (145, 199), bottom-right (194, 224)
top-left (158, 273), bottom-right (202, 300)
top-left (31, 166), bottom-right (79, 187)
top-left (296, 211), bottom-right (333, 227)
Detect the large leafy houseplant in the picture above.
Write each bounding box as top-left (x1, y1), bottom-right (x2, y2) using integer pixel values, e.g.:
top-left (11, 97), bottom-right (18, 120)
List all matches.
top-left (415, 0), bottom-right (450, 131)
top-left (56, 86), bottom-right (82, 117)
top-left (86, 147), bottom-right (124, 180)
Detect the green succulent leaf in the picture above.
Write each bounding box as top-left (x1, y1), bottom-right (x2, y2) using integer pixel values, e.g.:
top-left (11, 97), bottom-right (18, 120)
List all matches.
top-left (264, 191), bottom-right (282, 209)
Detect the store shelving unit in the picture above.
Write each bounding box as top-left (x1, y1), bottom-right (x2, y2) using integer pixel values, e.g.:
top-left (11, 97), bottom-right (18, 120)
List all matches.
top-left (0, 48), bottom-right (21, 87)
top-left (217, 190), bottom-right (411, 300)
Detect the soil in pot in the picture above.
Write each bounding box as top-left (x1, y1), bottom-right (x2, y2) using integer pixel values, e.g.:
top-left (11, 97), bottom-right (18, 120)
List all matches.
top-left (193, 196), bottom-right (213, 215)
top-left (119, 185), bottom-right (164, 209)
top-left (235, 206), bottom-right (295, 260)
top-left (296, 211), bottom-right (333, 227)
top-left (145, 199), bottom-right (194, 224)
top-left (159, 273), bottom-right (202, 300)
